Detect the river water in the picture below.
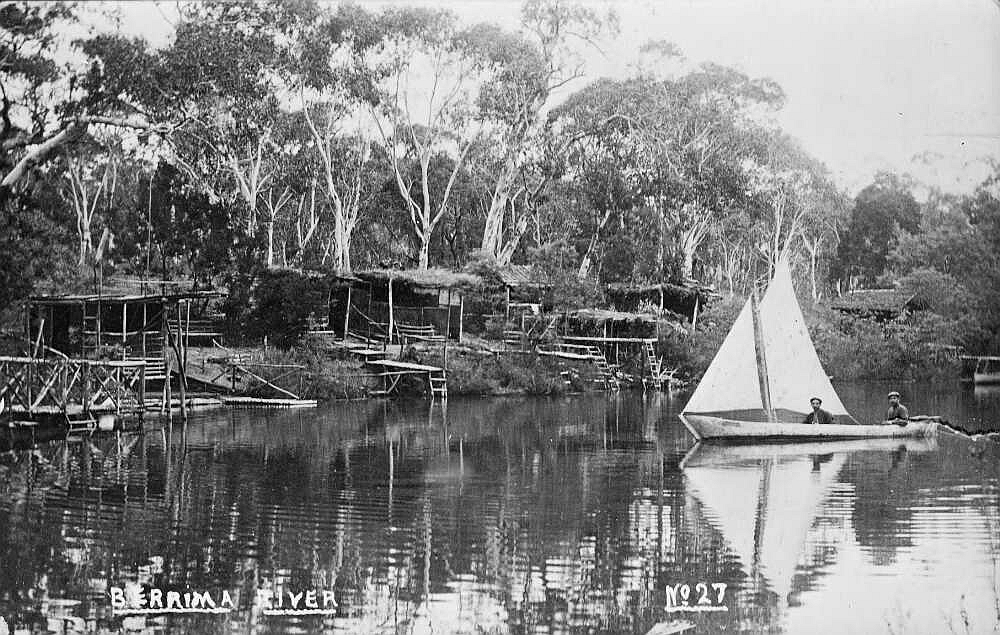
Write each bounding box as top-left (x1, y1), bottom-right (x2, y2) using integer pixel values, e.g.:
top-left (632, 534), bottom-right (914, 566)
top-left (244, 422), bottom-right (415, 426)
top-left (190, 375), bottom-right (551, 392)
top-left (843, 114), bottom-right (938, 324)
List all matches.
top-left (0, 383), bottom-right (998, 635)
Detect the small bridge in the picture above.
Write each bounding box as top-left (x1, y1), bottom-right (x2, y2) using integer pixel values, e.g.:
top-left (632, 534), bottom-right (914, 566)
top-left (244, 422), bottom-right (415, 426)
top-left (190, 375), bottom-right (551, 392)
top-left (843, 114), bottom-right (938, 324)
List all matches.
top-left (0, 356), bottom-right (146, 426)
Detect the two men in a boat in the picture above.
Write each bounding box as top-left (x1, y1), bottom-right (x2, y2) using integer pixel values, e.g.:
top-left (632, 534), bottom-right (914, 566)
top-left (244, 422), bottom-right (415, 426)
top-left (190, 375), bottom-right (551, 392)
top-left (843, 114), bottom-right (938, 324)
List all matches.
top-left (886, 391), bottom-right (910, 425)
top-left (803, 397), bottom-right (834, 424)
top-left (804, 392), bottom-right (910, 425)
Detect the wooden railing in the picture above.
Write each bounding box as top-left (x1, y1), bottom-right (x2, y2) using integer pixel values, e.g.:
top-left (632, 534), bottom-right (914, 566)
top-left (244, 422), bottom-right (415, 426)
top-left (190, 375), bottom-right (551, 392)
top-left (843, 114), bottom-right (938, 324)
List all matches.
top-left (0, 356), bottom-right (146, 417)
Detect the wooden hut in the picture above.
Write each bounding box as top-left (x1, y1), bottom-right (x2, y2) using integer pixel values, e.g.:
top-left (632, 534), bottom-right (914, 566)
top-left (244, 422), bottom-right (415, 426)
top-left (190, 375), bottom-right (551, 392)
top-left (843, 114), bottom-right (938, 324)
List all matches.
top-left (830, 289), bottom-right (926, 321)
top-left (496, 265), bottom-right (549, 318)
top-left (334, 269), bottom-right (478, 344)
top-left (605, 280), bottom-right (718, 329)
top-left (24, 279), bottom-right (221, 412)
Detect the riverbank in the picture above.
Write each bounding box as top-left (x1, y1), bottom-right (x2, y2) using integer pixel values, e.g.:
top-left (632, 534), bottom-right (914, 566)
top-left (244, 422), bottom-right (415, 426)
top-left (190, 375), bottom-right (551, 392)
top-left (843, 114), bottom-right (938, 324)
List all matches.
top-left (215, 303), bottom-right (965, 404)
top-left (212, 335), bottom-right (581, 401)
top-left (658, 297), bottom-right (963, 384)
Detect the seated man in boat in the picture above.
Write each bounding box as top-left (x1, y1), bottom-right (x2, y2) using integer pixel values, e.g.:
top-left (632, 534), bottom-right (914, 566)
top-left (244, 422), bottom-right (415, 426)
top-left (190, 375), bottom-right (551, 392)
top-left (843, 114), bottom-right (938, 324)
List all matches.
top-left (803, 397), bottom-right (834, 424)
top-left (886, 391), bottom-right (910, 425)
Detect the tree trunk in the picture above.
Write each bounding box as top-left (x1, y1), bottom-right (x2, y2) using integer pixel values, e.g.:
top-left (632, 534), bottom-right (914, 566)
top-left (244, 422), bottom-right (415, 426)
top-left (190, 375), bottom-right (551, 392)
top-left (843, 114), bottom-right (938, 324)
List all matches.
top-left (418, 234), bottom-right (430, 269)
top-left (578, 210), bottom-right (613, 278)
top-left (266, 221), bottom-right (274, 267)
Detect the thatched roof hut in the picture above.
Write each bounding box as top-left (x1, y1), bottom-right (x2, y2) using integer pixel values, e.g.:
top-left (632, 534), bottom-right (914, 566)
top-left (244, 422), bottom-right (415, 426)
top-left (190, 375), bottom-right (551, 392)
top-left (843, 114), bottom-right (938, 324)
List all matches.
top-left (830, 289), bottom-right (926, 319)
top-left (605, 281), bottom-right (718, 322)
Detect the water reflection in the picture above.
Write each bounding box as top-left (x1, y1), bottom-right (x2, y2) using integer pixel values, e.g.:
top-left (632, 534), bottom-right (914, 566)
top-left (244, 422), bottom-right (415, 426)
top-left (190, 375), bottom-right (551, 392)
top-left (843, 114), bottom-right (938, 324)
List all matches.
top-left (0, 390), bottom-right (997, 634)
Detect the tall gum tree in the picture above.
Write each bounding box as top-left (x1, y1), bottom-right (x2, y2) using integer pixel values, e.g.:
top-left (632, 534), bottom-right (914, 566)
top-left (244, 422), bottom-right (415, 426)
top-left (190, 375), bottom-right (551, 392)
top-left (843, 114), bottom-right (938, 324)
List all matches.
top-left (473, 0), bottom-right (616, 265)
top-left (551, 61), bottom-right (783, 281)
top-left (287, 3), bottom-right (388, 273)
top-left (368, 8), bottom-right (488, 269)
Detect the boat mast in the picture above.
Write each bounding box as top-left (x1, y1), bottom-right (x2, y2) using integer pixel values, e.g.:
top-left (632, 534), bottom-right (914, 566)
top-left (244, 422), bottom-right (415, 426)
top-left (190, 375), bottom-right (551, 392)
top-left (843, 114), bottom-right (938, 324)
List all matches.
top-left (750, 291), bottom-right (777, 423)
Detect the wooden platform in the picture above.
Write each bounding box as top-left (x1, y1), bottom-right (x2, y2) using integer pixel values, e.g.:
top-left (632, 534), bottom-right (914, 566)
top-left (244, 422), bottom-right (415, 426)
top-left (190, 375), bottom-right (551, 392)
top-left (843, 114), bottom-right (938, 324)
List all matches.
top-left (220, 396), bottom-right (318, 409)
top-left (366, 360), bottom-right (444, 373)
top-left (365, 359), bottom-right (447, 398)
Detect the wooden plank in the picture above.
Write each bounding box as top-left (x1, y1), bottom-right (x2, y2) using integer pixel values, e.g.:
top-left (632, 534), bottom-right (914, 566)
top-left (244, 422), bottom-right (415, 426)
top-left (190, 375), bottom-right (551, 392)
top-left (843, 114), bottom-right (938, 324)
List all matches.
top-left (220, 396), bottom-right (317, 408)
top-left (367, 359), bottom-right (443, 372)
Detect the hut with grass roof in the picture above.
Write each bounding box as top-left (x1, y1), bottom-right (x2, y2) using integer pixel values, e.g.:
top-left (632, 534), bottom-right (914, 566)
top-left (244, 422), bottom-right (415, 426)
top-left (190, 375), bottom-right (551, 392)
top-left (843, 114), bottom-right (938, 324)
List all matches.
top-left (334, 268), bottom-right (479, 344)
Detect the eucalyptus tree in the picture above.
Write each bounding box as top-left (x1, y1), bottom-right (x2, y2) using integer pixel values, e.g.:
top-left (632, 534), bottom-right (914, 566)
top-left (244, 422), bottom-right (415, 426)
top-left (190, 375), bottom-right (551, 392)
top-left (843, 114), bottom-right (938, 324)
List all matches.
top-left (367, 7), bottom-right (486, 269)
top-left (551, 63), bottom-right (782, 281)
top-left (832, 172), bottom-right (921, 288)
top-left (473, 0), bottom-right (616, 265)
top-left (0, 2), bottom-right (175, 201)
top-left (283, 2), bottom-right (391, 273)
top-left (80, 1), bottom-right (304, 271)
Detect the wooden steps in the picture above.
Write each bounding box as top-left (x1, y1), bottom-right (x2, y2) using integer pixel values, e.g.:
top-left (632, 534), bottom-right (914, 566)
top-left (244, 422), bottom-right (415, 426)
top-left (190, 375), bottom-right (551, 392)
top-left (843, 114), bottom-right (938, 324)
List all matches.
top-left (395, 323), bottom-right (447, 345)
top-left (584, 345), bottom-right (618, 390)
top-left (644, 340), bottom-right (663, 391)
top-left (429, 371), bottom-right (448, 399)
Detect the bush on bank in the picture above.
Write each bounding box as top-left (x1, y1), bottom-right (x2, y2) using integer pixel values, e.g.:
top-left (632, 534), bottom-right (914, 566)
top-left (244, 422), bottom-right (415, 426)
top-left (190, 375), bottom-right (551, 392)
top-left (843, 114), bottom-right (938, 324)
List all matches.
top-left (657, 295), bottom-right (965, 383)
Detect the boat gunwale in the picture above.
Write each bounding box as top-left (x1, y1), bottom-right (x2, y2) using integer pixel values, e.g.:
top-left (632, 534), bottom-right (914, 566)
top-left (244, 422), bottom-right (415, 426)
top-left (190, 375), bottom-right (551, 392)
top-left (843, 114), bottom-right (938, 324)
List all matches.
top-left (679, 413), bottom-right (937, 441)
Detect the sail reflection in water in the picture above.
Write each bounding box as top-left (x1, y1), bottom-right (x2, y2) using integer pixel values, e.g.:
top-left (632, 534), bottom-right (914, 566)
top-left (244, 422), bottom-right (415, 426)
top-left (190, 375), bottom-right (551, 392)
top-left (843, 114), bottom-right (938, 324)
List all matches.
top-left (0, 392), bottom-right (998, 634)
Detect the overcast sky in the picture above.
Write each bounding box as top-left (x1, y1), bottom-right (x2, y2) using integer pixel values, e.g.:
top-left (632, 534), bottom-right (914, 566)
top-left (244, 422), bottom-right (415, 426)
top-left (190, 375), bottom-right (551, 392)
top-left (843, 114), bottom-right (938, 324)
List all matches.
top-left (111, 0), bottom-right (1000, 196)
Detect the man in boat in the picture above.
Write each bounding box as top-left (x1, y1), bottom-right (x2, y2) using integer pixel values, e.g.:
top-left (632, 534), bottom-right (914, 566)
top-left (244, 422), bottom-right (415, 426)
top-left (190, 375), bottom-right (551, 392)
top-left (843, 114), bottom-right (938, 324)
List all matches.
top-left (803, 397), bottom-right (834, 424)
top-left (886, 391), bottom-right (910, 425)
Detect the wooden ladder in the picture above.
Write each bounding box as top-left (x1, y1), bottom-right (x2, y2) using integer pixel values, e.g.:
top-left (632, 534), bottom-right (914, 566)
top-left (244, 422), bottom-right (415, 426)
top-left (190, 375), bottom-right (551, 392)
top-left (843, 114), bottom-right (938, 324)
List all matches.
top-left (644, 341), bottom-right (663, 391)
top-left (66, 415), bottom-right (97, 436)
top-left (586, 345), bottom-right (618, 390)
top-left (82, 303), bottom-right (100, 355)
top-left (428, 370), bottom-right (448, 399)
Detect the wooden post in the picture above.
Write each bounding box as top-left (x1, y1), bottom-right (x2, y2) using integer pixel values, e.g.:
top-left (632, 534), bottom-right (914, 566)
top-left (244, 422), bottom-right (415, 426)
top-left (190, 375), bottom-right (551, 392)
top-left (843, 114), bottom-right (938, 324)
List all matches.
top-left (750, 292), bottom-right (775, 423)
top-left (387, 276), bottom-right (394, 345)
top-left (26, 358), bottom-right (33, 414)
top-left (184, 300), bottom-right (191, 370)
top-left (343, 284), bottom-right (352, 340)
top-left (366, 284), bottom-right (373, 343)
top-left (692, 296), bottom-right (700, 332)
top-left (458, 294), bottom-right (464, 342)
top-left (505, 287), bottom-right (511, 324)
top-left (121, 302), bottom-right (128, 359)
top-left (444, 288), bottom-right (452, 371)
top-left (141, 302), bottom-right (147, 359)
top-left (138, 362), bottom-right (146, 416)
top-left (82, 361), bottom-right (91, 416)
top-left (161, 305), bottom-right (170, 413)
top-left (175, 303), bottom-right (187, 419)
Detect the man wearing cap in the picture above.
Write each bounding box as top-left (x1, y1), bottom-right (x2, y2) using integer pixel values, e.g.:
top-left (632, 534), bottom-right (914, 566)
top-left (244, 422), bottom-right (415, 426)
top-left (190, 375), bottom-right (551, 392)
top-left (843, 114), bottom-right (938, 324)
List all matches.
top-left (886, 391), bottom-right (909, 425)
top-left (803, 397), bottom-right (834, 424)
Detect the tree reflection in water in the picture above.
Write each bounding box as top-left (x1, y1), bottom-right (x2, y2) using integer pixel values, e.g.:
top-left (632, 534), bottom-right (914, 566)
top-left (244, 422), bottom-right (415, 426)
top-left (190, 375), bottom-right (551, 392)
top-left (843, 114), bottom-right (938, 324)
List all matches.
top-left (0, 393), bottom-right (996, 634)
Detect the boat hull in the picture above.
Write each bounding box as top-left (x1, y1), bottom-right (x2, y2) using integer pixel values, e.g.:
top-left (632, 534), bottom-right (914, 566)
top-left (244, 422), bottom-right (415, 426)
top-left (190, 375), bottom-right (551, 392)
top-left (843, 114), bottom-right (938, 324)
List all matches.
top-left (679, 413), bottom-right (938, 441)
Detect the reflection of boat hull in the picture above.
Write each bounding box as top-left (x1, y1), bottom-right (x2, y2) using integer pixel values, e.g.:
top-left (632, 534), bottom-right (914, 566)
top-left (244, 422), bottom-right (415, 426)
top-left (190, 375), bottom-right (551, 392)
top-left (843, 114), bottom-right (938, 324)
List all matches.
top-left (680, 437), bottom-right (937, 468)
top-left (679, 414), bottom-right (938, 441)
top-left (974, 372), bottom-right (1000, 384)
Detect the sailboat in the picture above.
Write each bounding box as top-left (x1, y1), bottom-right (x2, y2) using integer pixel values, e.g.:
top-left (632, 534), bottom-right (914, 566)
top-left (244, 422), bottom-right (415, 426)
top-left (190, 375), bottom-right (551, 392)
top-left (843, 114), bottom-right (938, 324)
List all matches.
top-left (679, 258), bottom-right (937, 441)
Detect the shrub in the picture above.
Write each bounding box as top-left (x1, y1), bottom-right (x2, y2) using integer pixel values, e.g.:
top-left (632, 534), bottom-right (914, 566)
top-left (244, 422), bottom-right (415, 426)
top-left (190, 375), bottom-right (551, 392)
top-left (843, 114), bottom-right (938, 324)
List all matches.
top-left (444, 351), bottom-right (569, 396)
top-left (246, 269), bottom-right (333, 348)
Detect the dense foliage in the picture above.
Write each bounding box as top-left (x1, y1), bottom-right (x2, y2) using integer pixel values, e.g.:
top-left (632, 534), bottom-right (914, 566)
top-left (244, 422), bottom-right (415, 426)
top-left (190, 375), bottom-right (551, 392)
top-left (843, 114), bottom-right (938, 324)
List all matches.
top-left (1, 0), bottom-right (998, 363)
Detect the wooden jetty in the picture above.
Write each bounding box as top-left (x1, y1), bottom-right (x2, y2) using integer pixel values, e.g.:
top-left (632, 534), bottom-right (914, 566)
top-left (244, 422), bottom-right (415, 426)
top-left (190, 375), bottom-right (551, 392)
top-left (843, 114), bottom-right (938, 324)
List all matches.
top-left (537, 342), bottom-right (619, 389)
top-left (184, 343), bottom-right (317, 408)
top-left (561, 336), bottom-right (673, 390)
top-left (960, 355), bottom-right (1000, 384)
top-left (0, 356), bottom-right (146, 433)
top-left (366, 359), bottom-right (448, 399)
top-left (25, 282), bottom-right (223, 416)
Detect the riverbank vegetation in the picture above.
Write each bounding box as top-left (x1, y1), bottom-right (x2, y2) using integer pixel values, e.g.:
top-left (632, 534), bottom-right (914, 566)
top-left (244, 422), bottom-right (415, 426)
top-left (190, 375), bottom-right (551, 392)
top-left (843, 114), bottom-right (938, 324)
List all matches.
top-left (1, 1), bottom-right (998, 389)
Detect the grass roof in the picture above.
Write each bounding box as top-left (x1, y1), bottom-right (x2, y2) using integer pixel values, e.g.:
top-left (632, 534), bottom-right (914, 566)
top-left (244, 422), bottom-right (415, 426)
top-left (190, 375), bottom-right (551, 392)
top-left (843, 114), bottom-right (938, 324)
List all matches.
top-left (356, 268), bottom-right (481, 290)
top-left (829, 289), bottom-right (922, 313)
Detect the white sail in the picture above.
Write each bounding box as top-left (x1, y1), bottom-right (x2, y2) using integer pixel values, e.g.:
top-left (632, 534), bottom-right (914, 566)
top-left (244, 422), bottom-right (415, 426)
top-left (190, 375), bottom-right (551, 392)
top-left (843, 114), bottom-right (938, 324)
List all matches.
top-left (759, 258), bottom-right (849, 416)
top-left (683, 257), bottom-right (849, 418)
top-left (682, 297), bottom-right (764, 414)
